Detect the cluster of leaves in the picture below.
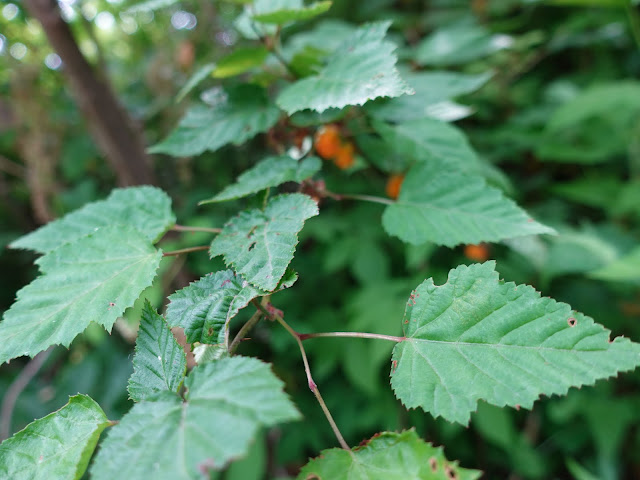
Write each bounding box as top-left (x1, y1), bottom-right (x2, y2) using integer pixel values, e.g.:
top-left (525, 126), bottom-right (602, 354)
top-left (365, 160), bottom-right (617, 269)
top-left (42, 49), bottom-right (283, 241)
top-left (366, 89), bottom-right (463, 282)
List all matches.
top-left (2, 0), bottom-right (640, 479)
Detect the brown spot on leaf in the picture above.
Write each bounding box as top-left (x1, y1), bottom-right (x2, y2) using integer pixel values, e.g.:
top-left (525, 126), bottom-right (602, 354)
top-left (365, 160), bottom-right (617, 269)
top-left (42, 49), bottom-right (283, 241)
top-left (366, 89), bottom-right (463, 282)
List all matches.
top-left (429, 457), bottom-right (438, 472)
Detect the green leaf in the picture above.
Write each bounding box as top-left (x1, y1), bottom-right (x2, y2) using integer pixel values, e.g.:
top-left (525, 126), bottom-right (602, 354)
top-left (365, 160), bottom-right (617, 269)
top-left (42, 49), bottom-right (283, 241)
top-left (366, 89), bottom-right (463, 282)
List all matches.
top-left (126, 0), bottom-right (179, 13)
top-left (538, 82), bottom-right (640, 164)
top-left (210, 194), bottom-right (318, 291)
top-left (543, 228), bottom-right (621, 281)
top-left (277, 21), bottom-right (413, 114)
top-left (0, 394), bottom-right (109, 480)
top-left (212, 46), bottom-right (270, 78)
top-left (200, 155), bottom-right (321, 204)
top-left (0, 226), bottom-right (163, 364)
top-left (297, 430), bottom-right (481, 480)
top-left (176, 63), bottom-right (216, 102)
top-left (10, 186), bottom-right (175, 254)
top-left (372, 117), bottom-right (480, 171)
top-left (252, 0), bottom-right (332, 25)
top-left (91, 357), bottom-right (300, 479)
top-left (128, 301), bottom-right (187, 402)
top-left (589, 247), bottom-right (640, 285)
top-left (366, 71), bottom-right (492, 123)
top-left (166, 269), bottom-right (298, 345)
top-left (149, 84), bottom-right (281, 157)
top-left (390, 262), bottom-right (640, 425)
top-left (414, 22), bottom-right (511, 67)
top-left (382, 161), bottom-right (554, 247)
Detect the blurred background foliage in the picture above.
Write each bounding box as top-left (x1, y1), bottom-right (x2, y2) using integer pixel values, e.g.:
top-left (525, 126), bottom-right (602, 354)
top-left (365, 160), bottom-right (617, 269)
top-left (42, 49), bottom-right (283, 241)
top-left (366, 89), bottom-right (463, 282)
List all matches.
top-left (1, 0), bottom-right (640, 478)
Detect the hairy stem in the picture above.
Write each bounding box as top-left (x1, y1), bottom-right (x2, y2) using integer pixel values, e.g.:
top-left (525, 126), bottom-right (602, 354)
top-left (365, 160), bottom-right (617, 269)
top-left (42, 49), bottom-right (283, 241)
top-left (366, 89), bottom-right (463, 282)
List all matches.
top-left (229, 310), bottom-right (263, 354)
top-left (1, 347), bottom-right (54, 440)
top-left (162, 245), bottom-right (209, 257)
top-left (299, 331), bottom-right (405, 342)
top-left (252, 300), bottom-right (352, 452)
top-left (327, 191), bottom-right (395, 205)
top-left (171, 224), bottom-right (222, 234)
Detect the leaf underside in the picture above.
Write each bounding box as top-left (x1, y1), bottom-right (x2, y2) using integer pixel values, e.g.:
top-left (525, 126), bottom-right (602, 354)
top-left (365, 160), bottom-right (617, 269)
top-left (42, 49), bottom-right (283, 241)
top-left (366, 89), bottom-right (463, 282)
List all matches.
top-left (0, 226), bottom-right (163, 364)
top-left (0, 395), bottom-right (109, 480)
top-left (9, 186), bottom-right (175, 254)
top-left (390, 262), bottom-right (640, 424)
top-left (91, 357), bottom-right (300, 480)
top-left (277, 20), bottom-right (413, 113)
top-left (297, 430), bottom-right (481, 480)
top-left (128, 301), bottom-right (187, 402)
top-left (210, 193), bottom-right (318, 291)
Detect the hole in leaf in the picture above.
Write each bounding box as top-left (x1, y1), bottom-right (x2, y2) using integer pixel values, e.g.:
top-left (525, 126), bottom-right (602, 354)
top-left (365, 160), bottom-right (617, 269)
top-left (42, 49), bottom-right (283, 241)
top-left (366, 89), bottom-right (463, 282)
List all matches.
top-left (567, 317), bottom-right (577, 327)
top-left (429, 457), bottom-right (438, 472)
top-left (445, 465), bottom-right (457, 479)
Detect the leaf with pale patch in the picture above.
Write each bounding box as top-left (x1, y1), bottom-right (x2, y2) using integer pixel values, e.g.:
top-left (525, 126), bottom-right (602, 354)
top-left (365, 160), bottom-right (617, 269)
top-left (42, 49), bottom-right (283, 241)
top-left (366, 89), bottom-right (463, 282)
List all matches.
top-left (0, 395), bottom-right (109, 480)
top-left (589, 246), bottom-right (640, 285)
top-left (277, 21), bottom-right (413, 114)
top-left (10, 186), bottom-right (175, 254)
top-left (390, 262), bottom-right (640, 424)
top-left (91, 357), bottom-right (300, 479)
top-left (210, 194), bottom-right (318, 291)
top-left (298, 430), bottom-right (481, 480)
top-left (382, 160), bottom-right (554, 247)
top-left (366, 71), bottom-right (491, 123)
top-left (150, 84), bottom-right (281, 157)
top-left (200, 155), bottom-right (321, 204)
top-left (0, 226), bottom-right (163, 364)
top-left (128, 301), bottom-right (187, 402)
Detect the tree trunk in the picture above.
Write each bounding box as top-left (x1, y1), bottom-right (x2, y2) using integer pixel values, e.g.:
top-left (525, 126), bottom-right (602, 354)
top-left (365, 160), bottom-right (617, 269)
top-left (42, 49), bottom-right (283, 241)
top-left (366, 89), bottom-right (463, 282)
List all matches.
top-left (23, 0), bottom-right (156, 186)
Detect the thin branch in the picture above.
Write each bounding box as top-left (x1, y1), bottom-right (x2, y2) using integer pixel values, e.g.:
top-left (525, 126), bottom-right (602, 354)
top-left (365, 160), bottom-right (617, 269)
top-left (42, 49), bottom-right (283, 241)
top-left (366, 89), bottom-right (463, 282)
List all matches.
top-left (326, 191), bottom-right (395, 205)
top-left (229, 310), bottom-right (263, 354)
top-left (252, 300), bottom-right (352, 452)
top-left (1, 347), bottom-right (54, 441)
top-left (299, 331), bottom-right (405, 343)
top-left (0, 155), bottom-right (26, 178)
top-left (171, 224), bottom-right (222, 234)
top-left (162, 245), bottom-right (209, 257)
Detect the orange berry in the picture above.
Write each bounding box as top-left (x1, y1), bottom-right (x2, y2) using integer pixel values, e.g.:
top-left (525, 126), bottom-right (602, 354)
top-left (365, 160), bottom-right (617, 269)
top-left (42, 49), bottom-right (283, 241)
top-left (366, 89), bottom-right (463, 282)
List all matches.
top-left (314, 124), bottom-right (341, 160)
top-left (385, 174), bottom-right (405, 199)
top-left (333, 142), bottom-right (355, 170)
top-left (464, 244), bottom-right (490, 262)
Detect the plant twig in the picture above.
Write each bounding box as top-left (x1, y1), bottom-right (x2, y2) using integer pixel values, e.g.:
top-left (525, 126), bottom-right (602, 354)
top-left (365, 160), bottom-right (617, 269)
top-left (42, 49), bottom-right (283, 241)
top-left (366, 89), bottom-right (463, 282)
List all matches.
top-left (0, 347), bottom-right (54, 441)
top-left (171, 224), bottom-right (222, 234)
top-left (229, 310), bottom-right (263, 354)
top-left (0, 155), bottom-right (26, 178)
top-left (252, 300), bottom-right (352, 452)
top-left (299, 331), bottom-right (405, 342)
top-left (162, 245), bottom-right (209, 257)
top-left (326, 191), bottom-right (395, 205)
